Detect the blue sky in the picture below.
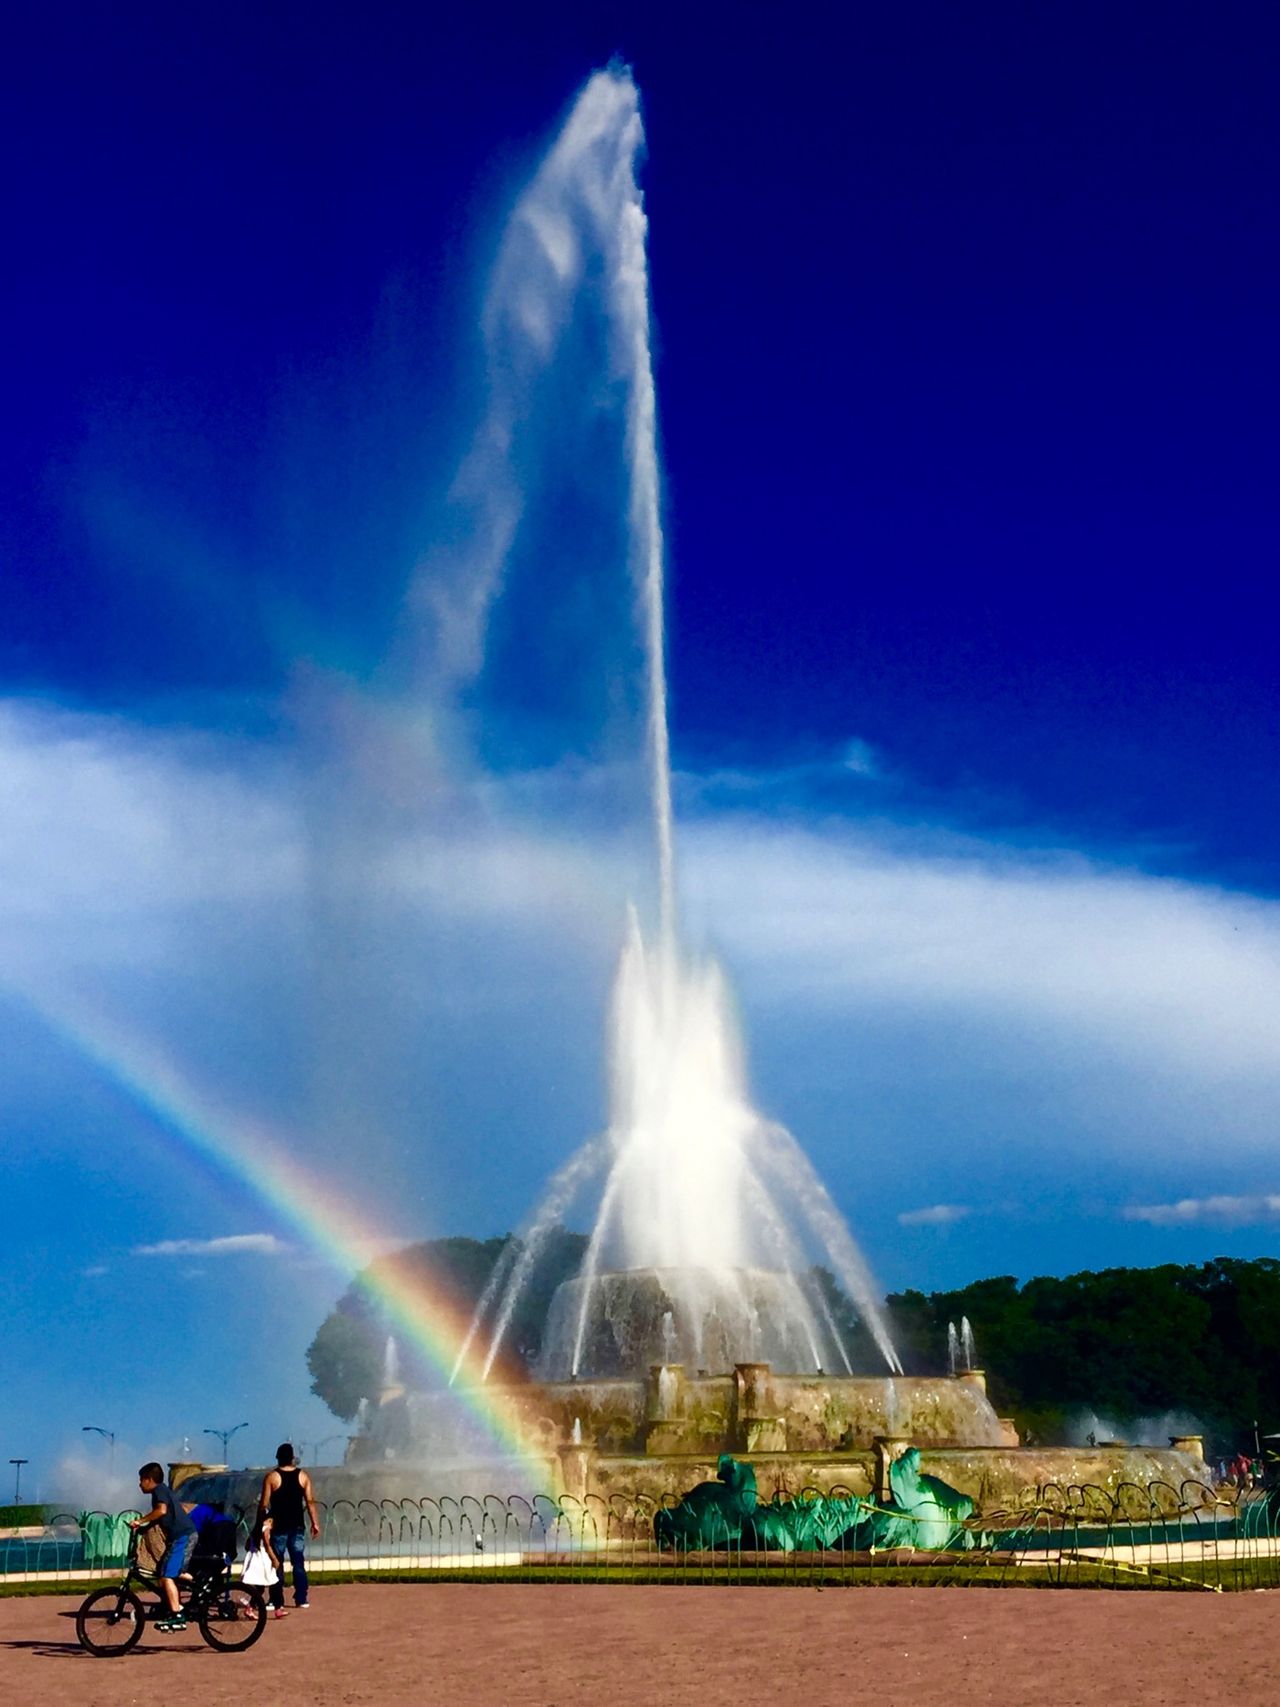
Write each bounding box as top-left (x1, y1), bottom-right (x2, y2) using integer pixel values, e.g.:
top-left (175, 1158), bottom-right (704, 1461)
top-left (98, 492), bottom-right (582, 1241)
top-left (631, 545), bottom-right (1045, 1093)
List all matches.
top-left (3, 4), bottom-right (1279, 1498)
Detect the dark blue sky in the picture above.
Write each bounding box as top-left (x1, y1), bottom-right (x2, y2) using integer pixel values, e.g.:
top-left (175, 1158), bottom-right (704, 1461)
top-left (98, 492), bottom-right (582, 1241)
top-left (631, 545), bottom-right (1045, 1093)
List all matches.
top-left (6, 2), bottom-right (1277, 883)
top-left (3, 6), bottom-right (1279, 1488)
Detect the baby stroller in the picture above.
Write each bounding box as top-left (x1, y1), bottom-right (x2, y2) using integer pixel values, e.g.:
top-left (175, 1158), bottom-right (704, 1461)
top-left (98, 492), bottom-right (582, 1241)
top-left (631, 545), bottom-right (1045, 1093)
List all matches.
top-left (188, 1512), bottom-right (240, 1613)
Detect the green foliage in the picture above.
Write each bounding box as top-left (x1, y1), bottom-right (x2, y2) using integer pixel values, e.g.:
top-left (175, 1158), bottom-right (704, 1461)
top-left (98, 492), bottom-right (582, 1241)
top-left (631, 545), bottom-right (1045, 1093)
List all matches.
top-left (305, 1311), bottom-right (384, 1422)
top-left (0, 1505), bottom-right (46, 1526)
top-left (306, 1229), bottom-right (588, 1420)
top-left (885, 1257), bottom-right (1280, 1450)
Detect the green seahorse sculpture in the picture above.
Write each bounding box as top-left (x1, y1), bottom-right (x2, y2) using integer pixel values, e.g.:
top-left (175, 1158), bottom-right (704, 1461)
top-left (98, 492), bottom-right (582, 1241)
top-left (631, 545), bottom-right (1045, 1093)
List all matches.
top-left (654, 1447), bottom-right (976, 1552)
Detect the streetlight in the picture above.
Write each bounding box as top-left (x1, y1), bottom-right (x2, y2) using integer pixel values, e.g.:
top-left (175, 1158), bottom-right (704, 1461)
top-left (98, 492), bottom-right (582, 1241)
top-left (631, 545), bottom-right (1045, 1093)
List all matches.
top-left (82, 1426), bottom-right (116, 1478)
top-left (9, 1460), bottom-right (28, 1502)
top-left (203, 1423), bottom-right (248, 1462)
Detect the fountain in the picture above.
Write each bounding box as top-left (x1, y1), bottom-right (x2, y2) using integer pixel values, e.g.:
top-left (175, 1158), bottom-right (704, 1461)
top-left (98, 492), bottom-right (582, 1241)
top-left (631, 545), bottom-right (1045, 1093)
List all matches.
top-left (183, 66), bottom-right (1209, 1520)
top-left (961, 1317), bottom-right (977, 1372)
top-left (947, 1317), bottom-right (977, 1375)
top-left (352, 69), bottom-right (1205, 1510)
top-left (444, 62), bottom-right (899, 1405)
top-left (382, 1335), bottom-right (401, 1396)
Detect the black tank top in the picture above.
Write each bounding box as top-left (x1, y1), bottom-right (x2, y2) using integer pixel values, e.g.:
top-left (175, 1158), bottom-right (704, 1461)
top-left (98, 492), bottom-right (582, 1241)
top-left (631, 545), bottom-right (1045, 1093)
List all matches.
top-left (269, 1466), bottom-right (305, 1529)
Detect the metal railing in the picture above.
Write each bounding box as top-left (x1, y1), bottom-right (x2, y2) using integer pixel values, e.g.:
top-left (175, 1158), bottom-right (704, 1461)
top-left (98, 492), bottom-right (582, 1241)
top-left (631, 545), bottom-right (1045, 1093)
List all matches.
top-left (4, 1481), bottom-right (1276, 1591)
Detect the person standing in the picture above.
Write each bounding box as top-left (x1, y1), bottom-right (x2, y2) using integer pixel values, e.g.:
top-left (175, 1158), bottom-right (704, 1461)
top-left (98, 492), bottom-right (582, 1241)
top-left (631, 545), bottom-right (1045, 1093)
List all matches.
top-left (258, 1443), bottom-right (320, 1616)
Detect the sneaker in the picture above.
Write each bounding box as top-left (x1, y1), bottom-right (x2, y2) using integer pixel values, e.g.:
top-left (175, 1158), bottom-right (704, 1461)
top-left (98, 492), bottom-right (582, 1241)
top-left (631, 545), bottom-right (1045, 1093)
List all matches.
top-left (155, 1617), bottom-right (188, 1633)
top-left (272, 1607), bottom-right (290, 1619)
top-left (295, 1601), bottom-right (310, 1610)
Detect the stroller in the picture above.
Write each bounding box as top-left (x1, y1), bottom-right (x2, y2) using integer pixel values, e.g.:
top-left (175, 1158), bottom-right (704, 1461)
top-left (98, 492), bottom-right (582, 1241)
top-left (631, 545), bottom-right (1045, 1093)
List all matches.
top-left (188, 1511), bottom-right (240, 1612)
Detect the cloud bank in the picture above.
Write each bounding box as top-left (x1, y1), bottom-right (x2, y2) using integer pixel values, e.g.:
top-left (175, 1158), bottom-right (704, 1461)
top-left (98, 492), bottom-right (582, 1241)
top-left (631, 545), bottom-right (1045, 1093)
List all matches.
top-left (1123, 1196), bottom-right (1280, 1228)
top-left (898, 1204), bottom-right (972, 1227)
top-left (4, 694), bottom-right (1280, 1256)
top-left (132, 1234), bottom-right (290, 1258)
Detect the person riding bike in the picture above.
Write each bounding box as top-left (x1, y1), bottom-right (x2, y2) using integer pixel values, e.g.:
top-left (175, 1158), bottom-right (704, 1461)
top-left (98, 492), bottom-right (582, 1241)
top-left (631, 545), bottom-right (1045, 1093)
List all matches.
top-left (129, 1463), bottom-right (197, 1633)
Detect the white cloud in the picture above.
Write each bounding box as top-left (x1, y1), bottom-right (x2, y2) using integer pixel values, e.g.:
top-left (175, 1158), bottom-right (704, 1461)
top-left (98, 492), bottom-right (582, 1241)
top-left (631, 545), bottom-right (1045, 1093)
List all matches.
top-left (0, 701), bottom-right (296, 920)
top-left (897, 1203), bottom-right (971, 1227)
top-left (682, 742), bottom-right (887, 804)
top-left (80, 1264), bottom-right (110, 1278)
top-left (841, 738), bottom-right (882, 779)
top-left (9, 696), bottom-right (1277, 1092)
top-left (1123, 1195), bottom-right (1280, 1227)
top-left (680, 817), bottom-right (1280, 1083)
top-left (4, 694), bottom-right (1280, 1225)
top-left (132, 1234), bottom-right (289, 1258)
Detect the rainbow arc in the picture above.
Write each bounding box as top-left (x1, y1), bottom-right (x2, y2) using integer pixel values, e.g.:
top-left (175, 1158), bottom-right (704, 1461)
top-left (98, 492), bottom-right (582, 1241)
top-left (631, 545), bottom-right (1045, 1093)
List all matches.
top-left (13, 981), bottom-right (545, 1476)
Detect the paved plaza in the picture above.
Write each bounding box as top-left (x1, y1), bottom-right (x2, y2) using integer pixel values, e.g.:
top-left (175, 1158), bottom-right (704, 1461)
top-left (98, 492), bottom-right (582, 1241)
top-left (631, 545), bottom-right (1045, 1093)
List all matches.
top-left (0, 1583), bottom-right (1273, 1705)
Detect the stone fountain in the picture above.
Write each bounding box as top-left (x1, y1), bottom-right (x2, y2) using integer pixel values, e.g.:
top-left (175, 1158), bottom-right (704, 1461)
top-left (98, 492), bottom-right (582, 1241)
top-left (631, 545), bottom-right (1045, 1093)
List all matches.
top-left (350, 1348), bottom-right (1204, 1512)
top-left (187, 70), bottom-right (1207, 1524)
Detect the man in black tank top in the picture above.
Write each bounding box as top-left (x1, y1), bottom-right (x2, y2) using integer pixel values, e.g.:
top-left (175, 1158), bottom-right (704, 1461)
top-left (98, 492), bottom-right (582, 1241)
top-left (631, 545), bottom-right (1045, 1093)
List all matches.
top-left (258, 1443), bottom-right (320, 1614)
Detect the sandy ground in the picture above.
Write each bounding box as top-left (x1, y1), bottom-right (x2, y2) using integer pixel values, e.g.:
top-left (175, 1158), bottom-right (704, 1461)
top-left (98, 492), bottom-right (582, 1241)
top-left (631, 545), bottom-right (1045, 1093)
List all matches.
top-left (0, 1582), bottom-right (1275, 1706)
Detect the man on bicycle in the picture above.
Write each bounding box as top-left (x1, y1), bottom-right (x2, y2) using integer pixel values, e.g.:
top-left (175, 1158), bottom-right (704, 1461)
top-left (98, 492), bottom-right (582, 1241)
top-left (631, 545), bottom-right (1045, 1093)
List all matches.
top-left (129, 1462), bottom-right (197, 1632)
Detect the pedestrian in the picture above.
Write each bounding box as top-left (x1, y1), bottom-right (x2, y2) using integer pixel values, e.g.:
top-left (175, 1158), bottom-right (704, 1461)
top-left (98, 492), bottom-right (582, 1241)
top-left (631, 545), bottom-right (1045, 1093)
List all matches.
top-left (258, 1442), bottom-right (321, 1616)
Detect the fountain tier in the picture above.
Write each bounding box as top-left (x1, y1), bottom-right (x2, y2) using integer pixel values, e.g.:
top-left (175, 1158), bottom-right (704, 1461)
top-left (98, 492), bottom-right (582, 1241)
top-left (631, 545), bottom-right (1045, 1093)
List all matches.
top-left (537, 1265), bottom-right (853, 1379)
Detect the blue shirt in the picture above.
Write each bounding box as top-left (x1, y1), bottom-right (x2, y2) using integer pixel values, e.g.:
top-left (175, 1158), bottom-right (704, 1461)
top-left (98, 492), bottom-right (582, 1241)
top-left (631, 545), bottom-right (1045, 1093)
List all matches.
top-left (149, 1482), bottom-right (197, 1541)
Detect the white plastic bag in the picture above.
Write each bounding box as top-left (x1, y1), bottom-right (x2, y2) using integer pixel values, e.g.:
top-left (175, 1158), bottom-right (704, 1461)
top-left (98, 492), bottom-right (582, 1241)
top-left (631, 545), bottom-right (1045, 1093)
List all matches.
top-left (240, 1544), bottom-right (277, 1588)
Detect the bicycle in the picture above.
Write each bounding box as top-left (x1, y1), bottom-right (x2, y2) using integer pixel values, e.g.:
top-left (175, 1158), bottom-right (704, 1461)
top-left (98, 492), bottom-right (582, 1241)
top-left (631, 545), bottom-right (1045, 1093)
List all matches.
top-left (75, 1526), bottom-right (267, 1656)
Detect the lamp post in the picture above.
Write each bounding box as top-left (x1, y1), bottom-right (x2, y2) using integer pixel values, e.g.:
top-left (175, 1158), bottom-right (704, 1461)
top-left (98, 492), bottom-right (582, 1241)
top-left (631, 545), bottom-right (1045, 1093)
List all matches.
top-left (82, 1426), bottom-right (116, 1479)
top-left (203, 1423), bottom-right (248, 1462)
top-left (9, 1460), bottom-right (28, 1503)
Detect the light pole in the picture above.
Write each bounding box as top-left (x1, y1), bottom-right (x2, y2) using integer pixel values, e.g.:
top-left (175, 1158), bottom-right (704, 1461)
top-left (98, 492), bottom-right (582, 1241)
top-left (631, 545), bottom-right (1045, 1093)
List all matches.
top-left (82, 1426), bottom-right (116, 1479)
top-left (203, 1423), bottom-right (248, 1462)
top-left (9, 1460), bottom-right (28, 1503)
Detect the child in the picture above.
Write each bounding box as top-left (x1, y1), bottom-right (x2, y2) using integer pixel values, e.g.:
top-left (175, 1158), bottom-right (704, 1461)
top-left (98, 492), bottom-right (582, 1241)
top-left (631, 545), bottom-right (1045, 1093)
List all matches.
top-left (129, 1463), bottom-right (197, 1632)
top-left (240, 1508), bottom-right (283, 1611)
top-left (246, 1509), bottom-right (282, 1614)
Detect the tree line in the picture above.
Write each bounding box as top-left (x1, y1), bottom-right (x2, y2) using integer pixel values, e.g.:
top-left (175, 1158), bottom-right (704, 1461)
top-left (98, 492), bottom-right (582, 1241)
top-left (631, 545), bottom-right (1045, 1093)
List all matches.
top-left (886, 1258), bottom-right (1280, 1450)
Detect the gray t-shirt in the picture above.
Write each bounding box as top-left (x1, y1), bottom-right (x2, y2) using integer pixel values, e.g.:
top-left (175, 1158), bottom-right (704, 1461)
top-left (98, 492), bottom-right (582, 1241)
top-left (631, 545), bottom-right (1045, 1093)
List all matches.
top-left (150, 1483), bottom-right (197, 1541)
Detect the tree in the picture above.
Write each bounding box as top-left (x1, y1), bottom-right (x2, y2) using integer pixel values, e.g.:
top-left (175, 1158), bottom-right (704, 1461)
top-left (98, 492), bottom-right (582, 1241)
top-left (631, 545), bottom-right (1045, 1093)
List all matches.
top-left (306, 1229), bottom-right (588, 1420)
top-left (884, 1258), bottom-right (1280, 1450)
top-left (305, 1310), bottom-right (383, 1422)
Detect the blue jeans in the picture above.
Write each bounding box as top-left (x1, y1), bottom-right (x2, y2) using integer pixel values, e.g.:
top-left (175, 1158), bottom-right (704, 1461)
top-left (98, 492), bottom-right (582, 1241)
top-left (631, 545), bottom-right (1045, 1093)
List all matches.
top-left (269, 1530), bottom-right (309, 1607)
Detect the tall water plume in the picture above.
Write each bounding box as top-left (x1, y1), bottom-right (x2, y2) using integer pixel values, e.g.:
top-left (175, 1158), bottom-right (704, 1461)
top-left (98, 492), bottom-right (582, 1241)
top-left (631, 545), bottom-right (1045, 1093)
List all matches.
top-left (451, 66), bottom-right (899, 1383)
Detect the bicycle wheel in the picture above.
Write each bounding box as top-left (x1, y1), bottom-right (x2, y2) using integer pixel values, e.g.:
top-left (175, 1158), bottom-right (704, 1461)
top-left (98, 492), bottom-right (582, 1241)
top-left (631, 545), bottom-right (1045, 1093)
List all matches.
top-left (198, 1585), bottom-right (266, 1651)
top-left (76, 1586), bottom-right (146, 1656)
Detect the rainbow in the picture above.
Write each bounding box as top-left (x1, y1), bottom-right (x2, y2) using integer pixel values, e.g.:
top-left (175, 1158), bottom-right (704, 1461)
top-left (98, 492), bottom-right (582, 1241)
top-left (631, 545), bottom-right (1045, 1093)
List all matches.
top-left (12, 980), bottom-right (549, 1478)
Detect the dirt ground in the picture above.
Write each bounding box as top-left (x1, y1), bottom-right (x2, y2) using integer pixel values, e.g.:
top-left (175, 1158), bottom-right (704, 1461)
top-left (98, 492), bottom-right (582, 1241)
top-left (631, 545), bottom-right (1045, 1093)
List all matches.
top-left (0, 1582), bottom-right (1275, 1706)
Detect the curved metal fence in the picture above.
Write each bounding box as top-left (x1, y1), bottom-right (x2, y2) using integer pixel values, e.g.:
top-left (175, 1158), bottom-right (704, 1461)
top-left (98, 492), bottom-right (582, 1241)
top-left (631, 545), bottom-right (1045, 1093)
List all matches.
top-left (4, 1481), bottom-right (1277, 1590)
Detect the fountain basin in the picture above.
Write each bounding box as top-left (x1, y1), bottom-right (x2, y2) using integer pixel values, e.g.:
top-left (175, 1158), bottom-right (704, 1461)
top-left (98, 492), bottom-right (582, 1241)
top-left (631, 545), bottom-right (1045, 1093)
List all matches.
top-left (330, 1357), bottom-right (1208, 1514)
